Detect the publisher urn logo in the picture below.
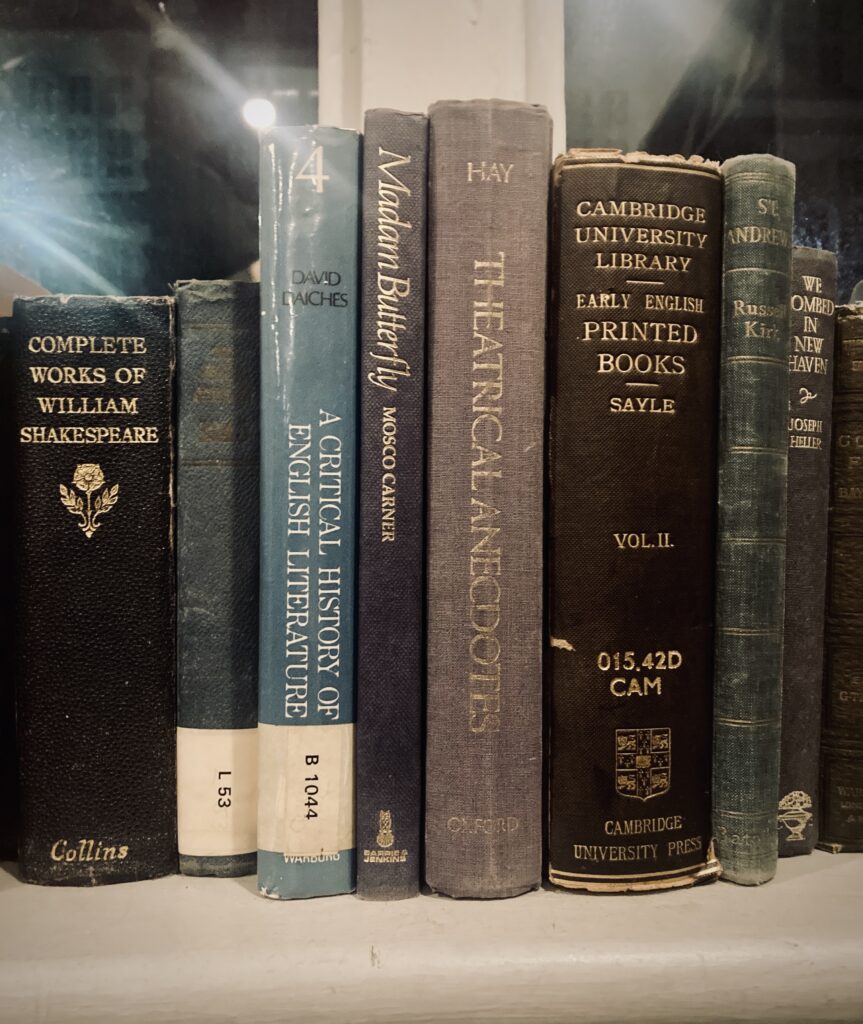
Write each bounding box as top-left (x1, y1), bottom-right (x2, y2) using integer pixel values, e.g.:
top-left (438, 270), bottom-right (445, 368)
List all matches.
top-left (778, 790), bottom-right (813, 842)
top-left (615, 728), bottom-right (671, 801)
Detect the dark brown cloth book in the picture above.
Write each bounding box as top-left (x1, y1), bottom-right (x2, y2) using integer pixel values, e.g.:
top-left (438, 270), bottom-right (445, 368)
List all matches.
top-left (12, 295), bottom-right (177, 885)
top-left (778, 247), bottom-right (837, 856)
top-left (547, 150), bottom-right (722, 892)
top-left (424, 99), bottom-right (551, 898)
top-left (820, 302), bottom-right (863, 853)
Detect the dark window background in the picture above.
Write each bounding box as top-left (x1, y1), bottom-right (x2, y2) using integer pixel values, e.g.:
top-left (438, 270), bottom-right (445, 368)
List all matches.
top-left (565, 0), bottom-right (863, 300)
top-left (3, 2), bottom-right (859, 297)
top-left (0, 0), bottom-right (317, 297)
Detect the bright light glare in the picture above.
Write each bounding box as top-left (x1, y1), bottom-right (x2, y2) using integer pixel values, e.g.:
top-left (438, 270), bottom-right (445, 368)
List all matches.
top-left (242, 98), bottom-right (276, 129)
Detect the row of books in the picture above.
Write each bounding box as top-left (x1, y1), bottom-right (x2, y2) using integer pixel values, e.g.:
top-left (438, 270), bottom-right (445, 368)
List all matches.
top-left (2, 99), bottom-right (861, 901)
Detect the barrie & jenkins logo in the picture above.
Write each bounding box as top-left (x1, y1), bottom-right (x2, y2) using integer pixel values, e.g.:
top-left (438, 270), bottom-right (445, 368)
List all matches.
top-left (615, 727), bottom-right (671, 801)
top-left (362, 809), bottom-right (408, 864)
top-left (376, 810), bottom-right (395, 849)
top-left (59, 464), bottom-right (119, 538)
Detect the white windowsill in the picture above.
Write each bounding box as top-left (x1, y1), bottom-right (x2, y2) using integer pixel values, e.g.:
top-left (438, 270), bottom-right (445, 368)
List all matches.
top-left (0, 851), bottom-right (861, 1022)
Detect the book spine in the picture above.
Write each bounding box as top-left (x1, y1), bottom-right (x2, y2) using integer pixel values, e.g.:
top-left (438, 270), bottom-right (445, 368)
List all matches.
top-left (547, 152), bottom-right (722, 893)
top-left (0, 319), bottom-right (17, 859)
top-left (819, 304), bottom-right (863, 853)
top-left (13, 295), bottom-right (176, 885)
top-left (356, 110), bottom-right (428, 899)
top-left (176, 280), bottom-right (260, 877)
top-left (425, 99), bottom-right (550, 899)
top-left (778, 248), bottom-right (837, 856)
top-left (713, 154), bottom-right (795, 885)
top-left (258, 127), bottom-right (360, 898)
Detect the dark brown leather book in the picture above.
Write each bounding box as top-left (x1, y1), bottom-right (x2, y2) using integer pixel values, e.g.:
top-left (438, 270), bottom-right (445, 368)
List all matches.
top-left (778, 247), bottom-right (837, 856)
top-left (425, 99), bottom-right (551, 898)
top-left (13, 295), bottom-right (177, 885)
top-left (0, 318), bottom-right (17, 860)
top-left (547, 150), bottom-right (722, 892)
top-left (820, 302), bottom-right (863, 853)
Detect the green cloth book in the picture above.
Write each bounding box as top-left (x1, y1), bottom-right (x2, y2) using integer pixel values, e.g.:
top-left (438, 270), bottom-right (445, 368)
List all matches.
top-left (713, 153), bottom-right (796, 885)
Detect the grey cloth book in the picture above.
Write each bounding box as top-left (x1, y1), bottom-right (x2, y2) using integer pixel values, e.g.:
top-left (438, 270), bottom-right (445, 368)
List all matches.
top-left (424, 99), bottom-right (551, 898)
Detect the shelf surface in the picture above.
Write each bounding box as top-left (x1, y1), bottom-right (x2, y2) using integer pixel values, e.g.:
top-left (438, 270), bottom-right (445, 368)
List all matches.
top-left (1, 851), bottom-right (862, 1023)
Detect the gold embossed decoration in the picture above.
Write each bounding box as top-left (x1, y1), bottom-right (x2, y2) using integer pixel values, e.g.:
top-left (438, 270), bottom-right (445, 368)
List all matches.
top-left (376, 810), bottom-right (395, 849)
top-left (615, 728), bottom-right (671, 801)
top-left (59, 464), bottom-right (120, 538)
top-left (777, 790), bottom-right (813, 842)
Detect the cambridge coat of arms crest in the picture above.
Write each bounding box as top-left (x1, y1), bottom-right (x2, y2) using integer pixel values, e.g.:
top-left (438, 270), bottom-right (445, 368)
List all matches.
top-left (615, 728), bottom-right (671, 801)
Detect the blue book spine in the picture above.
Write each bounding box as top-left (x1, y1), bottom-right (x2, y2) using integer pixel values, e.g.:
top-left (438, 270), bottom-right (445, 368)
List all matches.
top-left (257, 126), bottom-right (360, 898)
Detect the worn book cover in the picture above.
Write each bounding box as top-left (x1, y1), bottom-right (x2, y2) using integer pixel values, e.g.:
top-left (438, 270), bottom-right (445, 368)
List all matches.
top-left (425, 99), bottom-right (551, 899)
top-left (820, 303), bottom-right (863, 853)
top-left (176, 280), bottom-right (259, 877)
top-left (356, 109), bottom-right (428, 900)
top-left (0, 318), bottom-right (17, 859)
top-left (778, 247), bottom-right (837, 856)
top-left (547, 150), bottom-right (722, 892)
top-left (13, 295), bottom-right (177, 885)
top-left (713, 154), bottom-right (795, 885)
top-left (258, 126), bottom-right (360, 898)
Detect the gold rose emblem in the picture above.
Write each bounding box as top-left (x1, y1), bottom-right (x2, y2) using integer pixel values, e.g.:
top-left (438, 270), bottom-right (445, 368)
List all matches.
top-left (59, 463), bottom-right (119, 538)
top-left (72, 463), bottom-right (104, 494)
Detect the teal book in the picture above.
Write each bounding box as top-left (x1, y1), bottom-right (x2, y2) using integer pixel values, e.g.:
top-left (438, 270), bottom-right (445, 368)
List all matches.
top-left (713, 154), bottom-right (795, 885)
top-left (257, 126), bottom-right (360, 898)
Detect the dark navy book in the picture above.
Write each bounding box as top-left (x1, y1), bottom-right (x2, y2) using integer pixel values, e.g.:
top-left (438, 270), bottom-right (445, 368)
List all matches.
top-left (356, 110), bottom-right (428, 899)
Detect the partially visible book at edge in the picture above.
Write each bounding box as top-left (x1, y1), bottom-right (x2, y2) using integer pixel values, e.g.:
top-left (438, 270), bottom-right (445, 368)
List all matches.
top-left (0, 317), bottom-right (17, 860)
top-left (547, 150), bottom-right (722, 892)
top-left (258, 126), bottom-right (360, 898)
top-left (176, 280), bottom-right (260, 877)
top-left (12, 295), bottom-right (177, 885)
top-left (424, 99), bottom-right (551, 898)
top-left (820, 302), bottom-right (863, 853)
top-left (356, 109), bottom-right (428, 900)
top-left (778, 247), bottom-right (837, 856)
top-left (713, 154), bottom-right (795, 885)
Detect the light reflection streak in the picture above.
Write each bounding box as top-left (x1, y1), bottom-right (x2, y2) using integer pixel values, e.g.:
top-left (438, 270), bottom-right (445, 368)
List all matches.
top-left (4, 212), bottom-right (121, 295)
top-left (134, 0), bottom-right (249, 109)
